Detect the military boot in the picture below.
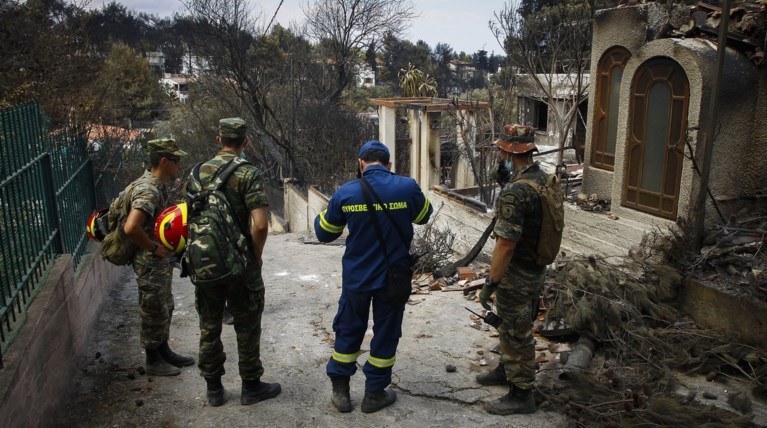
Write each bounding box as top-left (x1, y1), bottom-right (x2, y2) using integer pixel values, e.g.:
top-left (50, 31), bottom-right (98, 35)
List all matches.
top-left (360, 389), bottom-right (397, 413)
top-left (485, 385), bottom-right (537, 415)
top-left (222, 307), bottom-right (234, 325)
top-left (206, 377), bottom-right (227, 407)
top-left (158, 341), bottom-right (195, 368)
top-left (241, 379), bottom-right (281, 405)
top-left (330, 376), bottom-right (352, 413)
top-left (475, 363), bottom-right (507, 386)
top-left (145, 347), bottom-right (181, 376)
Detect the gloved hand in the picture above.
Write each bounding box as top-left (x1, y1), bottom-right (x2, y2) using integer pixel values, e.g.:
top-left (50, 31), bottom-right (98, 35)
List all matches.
top-left (479, 277), bottom-right (499, 310)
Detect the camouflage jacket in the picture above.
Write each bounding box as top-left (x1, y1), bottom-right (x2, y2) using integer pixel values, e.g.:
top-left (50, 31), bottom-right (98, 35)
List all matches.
top-left (494, 162), bottom-right (547, 271)
top-left (129, 170), bottom-right (169, 266)
top-left (185, 151), bottom-right (269, 248)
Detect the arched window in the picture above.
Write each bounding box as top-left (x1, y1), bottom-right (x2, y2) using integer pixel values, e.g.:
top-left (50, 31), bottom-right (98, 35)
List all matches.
top-left (591, 47), bottom-right (631, 170)
top-left (624, 57), bottom-right (689, 219)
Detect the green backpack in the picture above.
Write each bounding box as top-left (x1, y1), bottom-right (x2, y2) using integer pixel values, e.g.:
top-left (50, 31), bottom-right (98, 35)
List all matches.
top-left (514, 174), bottom-right (565, 266)
top-left (98, 184), bottom-right (139, 266)
top-left (183, 158), bottom-right (251, 286)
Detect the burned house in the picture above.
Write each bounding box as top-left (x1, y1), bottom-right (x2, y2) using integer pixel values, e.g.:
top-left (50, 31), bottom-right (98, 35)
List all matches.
top-left (582, 2), bottom-right (767, 228)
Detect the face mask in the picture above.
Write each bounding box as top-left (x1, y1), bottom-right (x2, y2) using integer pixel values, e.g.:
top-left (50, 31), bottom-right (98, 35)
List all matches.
top-left (498, 160), bottom-right (514, 176)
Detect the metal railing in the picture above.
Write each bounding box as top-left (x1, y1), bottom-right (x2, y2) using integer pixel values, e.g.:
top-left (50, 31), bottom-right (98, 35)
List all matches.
top-left (0, 104), bottom-right (98, 365)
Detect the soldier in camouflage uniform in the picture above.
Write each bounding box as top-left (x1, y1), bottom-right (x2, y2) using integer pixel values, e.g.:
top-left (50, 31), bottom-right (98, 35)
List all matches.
top-left (188, 118), bottom-right (281, 407)
top-left (476, 124), bottom-right (547, 415)
top-left (122, 138), bottom-right (195, 376)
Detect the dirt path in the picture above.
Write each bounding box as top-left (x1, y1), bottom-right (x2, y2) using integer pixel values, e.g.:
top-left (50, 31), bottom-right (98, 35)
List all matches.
top-left (58, 233), bottom-right (568, 428)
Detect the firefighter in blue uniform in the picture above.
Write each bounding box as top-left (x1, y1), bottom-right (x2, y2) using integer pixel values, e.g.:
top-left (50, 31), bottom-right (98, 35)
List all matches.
top-left (314, 140), bottom-right (433, 414)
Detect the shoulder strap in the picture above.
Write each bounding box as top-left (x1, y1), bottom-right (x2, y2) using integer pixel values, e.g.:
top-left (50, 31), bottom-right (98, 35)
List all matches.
top-left (209, 158), bottom-right (247, 191)
top-left (360, 179), bottom-right (392, 268)
top-left (360, 176), bottom-right (408, 246)
top-left (190, 158), bottom-right (247, 193)
top-left (512, 178), bottom-right (543, 192)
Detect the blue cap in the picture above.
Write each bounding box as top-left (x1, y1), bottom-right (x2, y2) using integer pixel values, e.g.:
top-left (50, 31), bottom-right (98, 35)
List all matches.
top-left (358, 140), bottom-right (390, 158)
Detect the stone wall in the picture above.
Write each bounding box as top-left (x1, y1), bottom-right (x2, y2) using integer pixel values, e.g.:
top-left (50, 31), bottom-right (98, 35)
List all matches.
top-left (0, 246), bottom-right (123, 427)
top-left (283, 182), bottom-right (309, 233)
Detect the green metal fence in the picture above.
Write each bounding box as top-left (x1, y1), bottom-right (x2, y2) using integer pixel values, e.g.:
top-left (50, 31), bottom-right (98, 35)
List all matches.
top-left (0, 103), bottom-right (98, 366)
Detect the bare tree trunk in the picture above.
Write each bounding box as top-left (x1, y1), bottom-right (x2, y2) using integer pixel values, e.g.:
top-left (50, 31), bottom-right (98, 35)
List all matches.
top-left (435, 218), bottom-right (496, 278)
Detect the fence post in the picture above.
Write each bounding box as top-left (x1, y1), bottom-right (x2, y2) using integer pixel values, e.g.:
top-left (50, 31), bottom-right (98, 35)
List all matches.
top-left (40, 153), bottom-right (63, 254)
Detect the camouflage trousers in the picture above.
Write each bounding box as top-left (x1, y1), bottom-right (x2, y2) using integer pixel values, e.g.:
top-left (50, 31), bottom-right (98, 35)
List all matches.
top-left (495, 263), bottom-right (545, 390)
top-left (133, 250), bottom-right (174, 350)
top-left (195, 265), bottom-right (265, 380)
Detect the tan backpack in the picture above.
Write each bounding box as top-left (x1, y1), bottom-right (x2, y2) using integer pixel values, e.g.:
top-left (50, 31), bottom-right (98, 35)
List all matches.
top-left (514, 174), bottom-right (565, 266)
top-left (98, 185), bottom-right (139, 266)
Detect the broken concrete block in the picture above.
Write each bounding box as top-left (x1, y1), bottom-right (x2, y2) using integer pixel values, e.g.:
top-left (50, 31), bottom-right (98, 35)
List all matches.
top-left (479, 358), bottom-right (488, 366)
top-left (456, 279), bottom-right (468, 287)
top-left (467, 278), bottom-right (485, 288)
top-left (411, 273), bottom-right (429, 284)
top-left (457, 267), bottom-right (477, 280)
top-left (469, 322), bottom-right (482, 330)
top-left (548, 343), bottom-right (571, 353)
top-left (429, 278), bottom-right (445, 291)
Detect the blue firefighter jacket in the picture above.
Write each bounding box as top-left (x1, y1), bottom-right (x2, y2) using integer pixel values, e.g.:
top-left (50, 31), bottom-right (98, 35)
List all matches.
top-left (314, 164), bottom-right (433, 292)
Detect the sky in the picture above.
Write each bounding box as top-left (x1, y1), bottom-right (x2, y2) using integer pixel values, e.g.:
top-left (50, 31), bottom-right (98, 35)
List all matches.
top-left (85, 0), bottom-right (508, 55)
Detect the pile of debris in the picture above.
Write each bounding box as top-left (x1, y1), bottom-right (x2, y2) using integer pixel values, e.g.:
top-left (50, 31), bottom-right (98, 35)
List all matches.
top-left (539, 254), bottom-right (767, 426)
top-left (407, 266), bottom-right (487, 305)
top-left (571, 192), bottom-right (613, 214)
top-left (619, 0), bottom-right (767, 65)
top-left (696, 215), bottom-right (767, 302)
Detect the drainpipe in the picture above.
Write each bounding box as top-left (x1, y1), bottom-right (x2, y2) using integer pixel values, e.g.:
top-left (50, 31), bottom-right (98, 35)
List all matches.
top-left (560, 335), bottom-right (596, 380)
top-left (694, 0), bottom-right (730, 251)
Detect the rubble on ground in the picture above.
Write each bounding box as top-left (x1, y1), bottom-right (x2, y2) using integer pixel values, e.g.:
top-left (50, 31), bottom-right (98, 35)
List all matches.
top-left (539, 253), bottom-right (766, 426)
top-left (421, 209), bottom-right (766, 426)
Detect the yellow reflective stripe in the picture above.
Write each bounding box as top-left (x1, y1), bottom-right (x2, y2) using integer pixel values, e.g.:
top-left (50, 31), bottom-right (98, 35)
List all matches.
top-left (332, 350), bottom-right (360, 364)
top-left (414, 198), bottom-right (431, 223)
top-left (87, 216), bottom-right (95, 234)
top-left (367, 355), bottom-right (396, 368)
top-left (319, 210), bottom-right (344, 234)
top-left (158, 211), bottom-right (176, 250)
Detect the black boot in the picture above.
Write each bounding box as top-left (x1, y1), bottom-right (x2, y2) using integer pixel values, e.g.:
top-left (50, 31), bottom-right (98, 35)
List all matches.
top-left (206, 377), bottom-right (227, 407)
top-left (330, 376), bottom-right (352, 413)
top-left (360, 389), bottom-right (397, 413)
top-left (485, 384), bottom-right (537, 415)
top-left (222, 307), bottom-right (234, 326)
top-left (158, 341), bottom-right (195, 368)
top-left (145, 347), bottom-right (180, 376)
top-left (475, 363), bottom-right (506, 386)
top-left (241, 379), bottom-right (281, 405)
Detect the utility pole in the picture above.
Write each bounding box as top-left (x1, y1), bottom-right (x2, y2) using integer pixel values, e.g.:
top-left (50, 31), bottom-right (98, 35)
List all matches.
top-left (694, 0), bottom-right (730, 251)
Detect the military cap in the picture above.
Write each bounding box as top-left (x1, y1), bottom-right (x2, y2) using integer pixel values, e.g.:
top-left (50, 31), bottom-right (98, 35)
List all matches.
top-left (219, 117), bottom-right (247, 139)
top-left (147, 138), bottom-right (188, 157)
top-left (358, 140), bottom-right (390, 157)
top-left (495, 124), bottom-right (538, 154)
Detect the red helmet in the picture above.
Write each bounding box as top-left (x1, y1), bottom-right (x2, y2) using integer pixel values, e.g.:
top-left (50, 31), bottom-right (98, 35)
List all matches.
top-left (86, 209), bottom-right (108, 242)
top-left (154, 203), bottom-right (188, 253)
